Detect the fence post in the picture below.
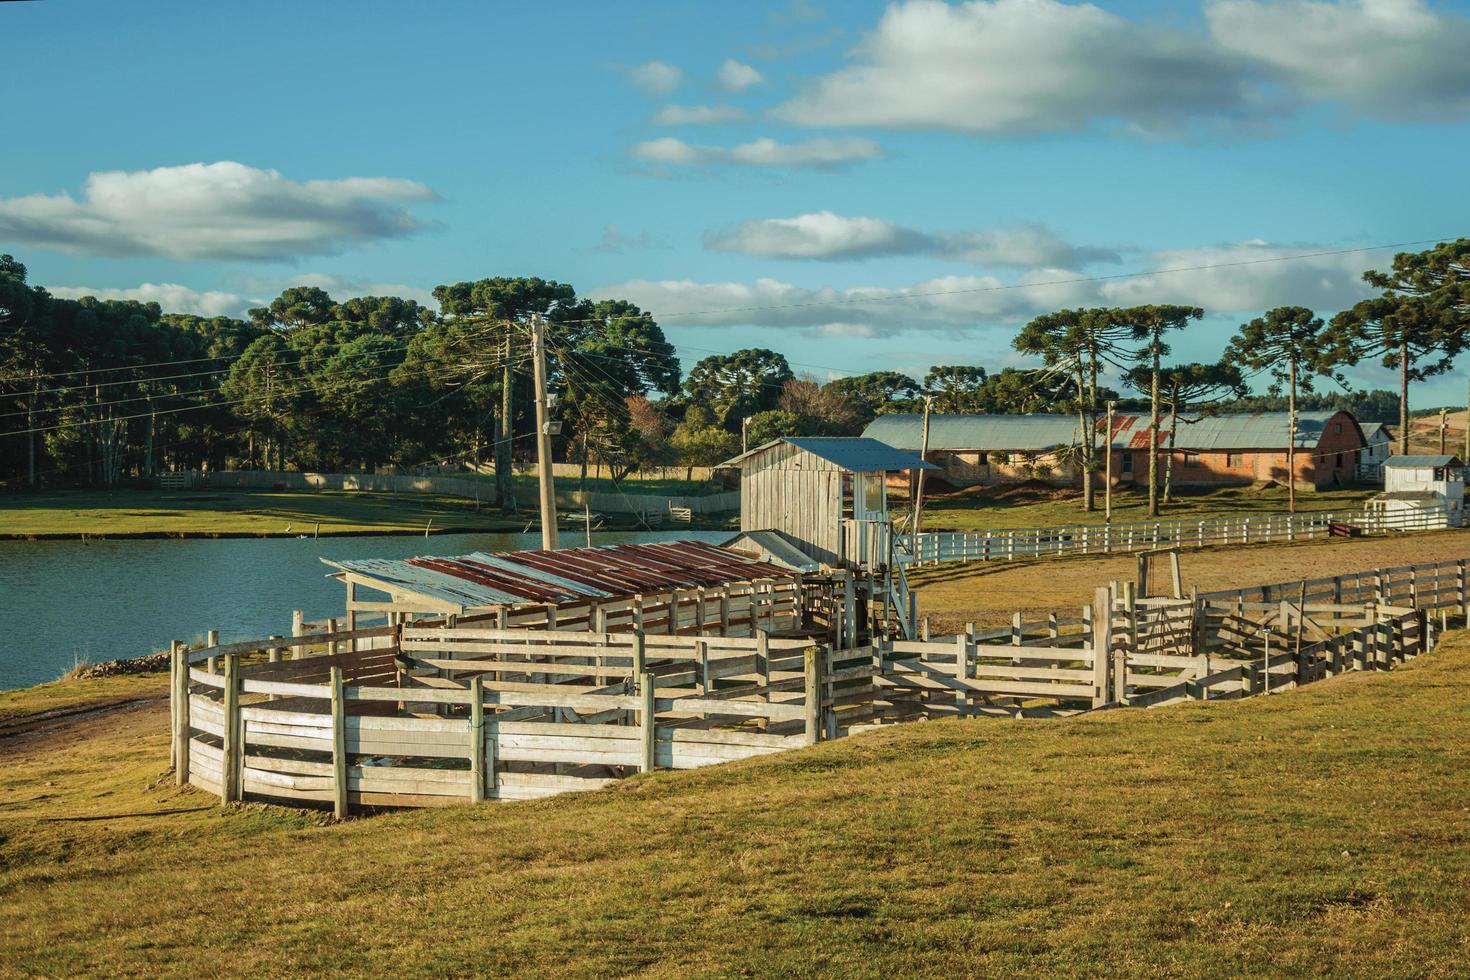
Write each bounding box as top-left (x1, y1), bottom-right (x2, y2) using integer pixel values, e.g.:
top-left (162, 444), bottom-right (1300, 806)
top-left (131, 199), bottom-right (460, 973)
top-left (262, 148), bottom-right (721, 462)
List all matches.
top-left (804, 646), bottom-right (823, 746)
top-left (171, 640), bottom-right (189, 786)
top-left (222, 653), bottom-right (240, 804)
top-left (331, 665), bottom-right (348, 819)
top-left (291, 609), bottom-right (304, 660)
top-left (469, 675), bottom-right (485, 805)
top-left (206, 628), bottom-right (220, 674)
top-left (1116, 584), bottom-right (1133, 704)
top-left (1091, 586), bottom-right (1112, 708)
top-left (640, 671), bottom-right (657, 773)
top-left (1459, 560), bottom-right (1468, 624)
top-left (954, 632), bottom-right (968, 717)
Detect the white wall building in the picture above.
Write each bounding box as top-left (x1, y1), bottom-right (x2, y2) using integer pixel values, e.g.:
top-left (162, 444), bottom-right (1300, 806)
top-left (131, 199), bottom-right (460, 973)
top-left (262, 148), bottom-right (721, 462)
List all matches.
top-left (1355, 422), bottom-right (1392, 482)
top-left (1369, 455), bottom-right (1465, 527)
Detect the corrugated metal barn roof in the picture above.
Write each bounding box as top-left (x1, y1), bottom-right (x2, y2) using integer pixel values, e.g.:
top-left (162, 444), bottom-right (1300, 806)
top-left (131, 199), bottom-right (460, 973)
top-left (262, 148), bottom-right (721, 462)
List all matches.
top-left (864, 411), bottom-right (1354, 452)
top-left (724, 436), bottom-right (933, 472)
top-left (323, 540), bottom-right (786, 610)
top-left (1384, 455), bottom-right (1459, 467)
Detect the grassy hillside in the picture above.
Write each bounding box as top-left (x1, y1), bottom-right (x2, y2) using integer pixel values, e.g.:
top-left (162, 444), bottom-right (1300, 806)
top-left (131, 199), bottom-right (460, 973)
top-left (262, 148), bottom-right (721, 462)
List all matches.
top-left (4, 628), bottom-right (1470, 975)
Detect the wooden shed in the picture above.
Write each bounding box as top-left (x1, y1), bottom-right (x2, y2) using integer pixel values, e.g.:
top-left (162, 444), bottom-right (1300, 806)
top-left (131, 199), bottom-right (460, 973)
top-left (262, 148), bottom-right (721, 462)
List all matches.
top-left (722, 437), bottom-right (931, 568)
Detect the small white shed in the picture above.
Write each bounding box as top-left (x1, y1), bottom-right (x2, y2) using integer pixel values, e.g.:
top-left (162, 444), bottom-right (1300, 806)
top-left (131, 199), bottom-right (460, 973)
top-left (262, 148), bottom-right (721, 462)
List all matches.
top-left (1370, 455), bottom-right (1465, 527)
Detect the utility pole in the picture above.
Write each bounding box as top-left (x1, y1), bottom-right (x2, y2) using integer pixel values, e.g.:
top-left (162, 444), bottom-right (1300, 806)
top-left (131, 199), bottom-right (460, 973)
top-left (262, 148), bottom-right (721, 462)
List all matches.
top-left (497, 327), bottom-right (514, 514)
top-left (914, 396), bottom-right (932, 537)
top-left (1105, 400), bottom-right (1114, 523)
top-left (1287, 361), bottom-right (1297, 515)
top-left (741, 415), bottom-right (750, 453)
top-left (530, 314), bottom-right (558, 551)
top-left (1440, 405), bottom-right (1448, 455)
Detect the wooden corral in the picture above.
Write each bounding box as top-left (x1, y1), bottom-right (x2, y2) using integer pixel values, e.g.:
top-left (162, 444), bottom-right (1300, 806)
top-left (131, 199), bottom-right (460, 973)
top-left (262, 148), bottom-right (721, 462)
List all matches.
top-left (170, 556), bottom-right (1469, 814)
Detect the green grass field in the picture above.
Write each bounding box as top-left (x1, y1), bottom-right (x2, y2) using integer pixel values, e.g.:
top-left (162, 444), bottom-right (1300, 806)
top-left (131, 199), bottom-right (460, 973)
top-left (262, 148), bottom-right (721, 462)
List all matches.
top-left (3, 627), bottom-right (1469, 975)
top-left (0, 488), bottom-right (534, 538)
top-left (907, 483), bottom-right (1376, 531)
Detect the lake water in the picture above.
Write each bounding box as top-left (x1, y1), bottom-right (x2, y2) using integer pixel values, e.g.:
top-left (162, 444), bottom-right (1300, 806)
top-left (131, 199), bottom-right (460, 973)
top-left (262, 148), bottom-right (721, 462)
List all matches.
top-left (0, 530), bottom-right (727, 691)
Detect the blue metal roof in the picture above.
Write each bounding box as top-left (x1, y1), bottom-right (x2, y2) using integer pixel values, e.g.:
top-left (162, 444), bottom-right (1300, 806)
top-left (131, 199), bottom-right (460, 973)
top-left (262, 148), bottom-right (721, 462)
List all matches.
top-left (1384, 455), bottom-right (1460, 467)
top-left (724, 436), bottom-right (934, 472)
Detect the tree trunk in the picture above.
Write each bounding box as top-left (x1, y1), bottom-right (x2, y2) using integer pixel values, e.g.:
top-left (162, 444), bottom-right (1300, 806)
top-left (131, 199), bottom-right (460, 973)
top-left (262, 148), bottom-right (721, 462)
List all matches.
top-left (1398, 340), bottom-right (1410, 455)
top-left (1077, 368), bottom-right (1092, 512)
top-left (1287, 355), bottom-right (1297, 513)
top-left (1148, 339), bottom-right (1161, 517)
top-left (26, 371), bottom-right (38, 488)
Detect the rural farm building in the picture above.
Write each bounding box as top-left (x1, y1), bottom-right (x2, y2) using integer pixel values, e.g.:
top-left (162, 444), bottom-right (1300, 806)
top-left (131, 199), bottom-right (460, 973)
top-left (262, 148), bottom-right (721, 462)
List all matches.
top-left (1355, 421), bottom-right (1393, 482)
top-left (1368, 455), bottom-right (1465, 528)
top-left (721, 436), bottom-right (933, 568)
top-left (864, 410), bottom-right (1367, 491)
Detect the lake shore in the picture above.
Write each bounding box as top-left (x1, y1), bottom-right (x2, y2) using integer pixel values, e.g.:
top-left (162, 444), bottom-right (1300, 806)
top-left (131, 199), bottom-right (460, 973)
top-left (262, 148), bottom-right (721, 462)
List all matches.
top-left (0, 487), bottom-right (735, 539)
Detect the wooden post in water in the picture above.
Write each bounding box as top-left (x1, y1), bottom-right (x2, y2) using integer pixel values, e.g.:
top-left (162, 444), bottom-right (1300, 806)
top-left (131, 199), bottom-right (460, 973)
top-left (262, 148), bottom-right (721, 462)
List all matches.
top-left (330, 666), bottom-right (348, 819)
top-left (469, 675), bottom-right (486, 804)
top-left (221, 654), bottom-right (240, 804)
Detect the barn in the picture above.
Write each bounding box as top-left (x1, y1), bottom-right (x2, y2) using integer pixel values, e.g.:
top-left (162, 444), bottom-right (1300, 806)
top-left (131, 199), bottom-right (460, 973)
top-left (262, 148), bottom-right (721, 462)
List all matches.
top-left (863, 410), bottom-right (1367, 491)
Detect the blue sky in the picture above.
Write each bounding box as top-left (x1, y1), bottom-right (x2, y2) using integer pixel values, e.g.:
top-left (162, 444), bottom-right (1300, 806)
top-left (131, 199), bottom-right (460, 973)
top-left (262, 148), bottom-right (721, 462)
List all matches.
top-left (5, 0), bottom-right (1470, 400)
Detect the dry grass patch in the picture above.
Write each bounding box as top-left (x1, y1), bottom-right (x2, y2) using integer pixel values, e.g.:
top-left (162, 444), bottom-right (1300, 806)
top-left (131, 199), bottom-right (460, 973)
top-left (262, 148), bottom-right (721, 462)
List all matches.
top-left (2, 627), bottom-right (1470, 975)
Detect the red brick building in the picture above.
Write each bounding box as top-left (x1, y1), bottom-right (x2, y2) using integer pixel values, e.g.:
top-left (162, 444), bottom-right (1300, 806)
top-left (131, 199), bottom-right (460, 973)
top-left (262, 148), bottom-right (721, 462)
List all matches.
top-left (864, 411), bottom-right (1367, 491)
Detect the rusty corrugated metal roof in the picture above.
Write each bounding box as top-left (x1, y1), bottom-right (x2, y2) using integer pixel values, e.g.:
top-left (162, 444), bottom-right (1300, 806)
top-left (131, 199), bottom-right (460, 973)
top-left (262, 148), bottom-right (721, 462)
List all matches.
top-left (322, 540), bottom-right (790, 610)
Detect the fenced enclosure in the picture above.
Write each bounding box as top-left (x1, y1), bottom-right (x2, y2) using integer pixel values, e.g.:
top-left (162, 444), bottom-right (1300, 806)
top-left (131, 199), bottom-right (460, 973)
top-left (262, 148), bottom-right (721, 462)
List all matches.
top-left (902, 504), bottom-right (1451, 565)
top-left (170, 556), bottom-right (1469, 814)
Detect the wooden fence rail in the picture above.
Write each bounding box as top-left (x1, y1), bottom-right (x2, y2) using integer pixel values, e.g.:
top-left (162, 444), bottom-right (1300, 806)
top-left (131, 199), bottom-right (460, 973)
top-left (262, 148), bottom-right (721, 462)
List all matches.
top-left (170, 554), bottom-right (1468, 814)
top-left (903, 505), bottom-right (1451, 566)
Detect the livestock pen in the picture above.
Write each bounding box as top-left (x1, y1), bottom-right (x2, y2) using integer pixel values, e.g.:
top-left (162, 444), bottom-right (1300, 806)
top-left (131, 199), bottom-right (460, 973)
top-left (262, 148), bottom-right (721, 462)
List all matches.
top-left (169, 553), bottom-right (1470, 815)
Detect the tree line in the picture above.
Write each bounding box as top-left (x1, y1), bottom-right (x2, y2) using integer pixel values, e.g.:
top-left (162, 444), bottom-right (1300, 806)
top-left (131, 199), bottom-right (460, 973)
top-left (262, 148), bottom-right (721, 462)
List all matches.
top-left (1, 240), bottom-right (1467, 514)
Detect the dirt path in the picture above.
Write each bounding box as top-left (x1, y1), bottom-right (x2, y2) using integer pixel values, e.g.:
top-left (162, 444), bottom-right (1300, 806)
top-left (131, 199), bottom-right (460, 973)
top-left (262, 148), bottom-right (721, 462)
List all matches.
top-left (912, 528), bottom-right (1470, 630)
top-left (0, 696), bottom-right (168, 761)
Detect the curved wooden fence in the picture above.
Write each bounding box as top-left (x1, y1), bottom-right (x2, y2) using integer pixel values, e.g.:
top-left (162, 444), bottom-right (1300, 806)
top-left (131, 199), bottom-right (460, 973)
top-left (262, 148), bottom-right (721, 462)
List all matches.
top-left (169, 556), bottom-right (1469, 815)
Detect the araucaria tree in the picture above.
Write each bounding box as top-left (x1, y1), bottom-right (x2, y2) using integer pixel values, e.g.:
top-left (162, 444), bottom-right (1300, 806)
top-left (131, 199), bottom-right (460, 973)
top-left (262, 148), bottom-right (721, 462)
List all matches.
top-left (1223, 306), bottom-right (1334, 511)
top-left (1326, 239), bottom-right (1470, 454)
top-left (1123, 361), bottom-right (1245, 504)
top-left (1014, 308), bottom-right (1134, 511)
top-left (1118, 305), bottom-right (1204, 517)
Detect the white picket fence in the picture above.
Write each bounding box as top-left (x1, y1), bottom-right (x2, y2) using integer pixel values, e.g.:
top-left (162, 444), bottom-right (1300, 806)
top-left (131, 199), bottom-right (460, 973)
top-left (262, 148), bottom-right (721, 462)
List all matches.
top-left (902, 505), bottom-right (1451, 566)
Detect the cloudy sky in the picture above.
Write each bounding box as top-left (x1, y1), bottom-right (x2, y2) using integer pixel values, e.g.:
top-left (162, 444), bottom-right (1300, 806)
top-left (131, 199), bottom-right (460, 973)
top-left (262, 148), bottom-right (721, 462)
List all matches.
top-left (6, 0), bottom-right (1470, 398)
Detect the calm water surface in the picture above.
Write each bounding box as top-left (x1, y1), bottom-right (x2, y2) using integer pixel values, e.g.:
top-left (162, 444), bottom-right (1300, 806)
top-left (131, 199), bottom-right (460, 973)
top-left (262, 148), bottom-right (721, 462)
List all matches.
top-left (0, 531), bottom-right (726, 691)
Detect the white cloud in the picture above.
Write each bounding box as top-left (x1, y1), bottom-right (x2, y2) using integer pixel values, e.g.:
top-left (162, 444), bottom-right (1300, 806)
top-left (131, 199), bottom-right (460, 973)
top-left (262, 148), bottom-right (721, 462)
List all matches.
top-left (706, 211), bottom-right (920, 258)
top-left (589, 273), bottom-right (1048, 336)
top-left (705, 211), bottom-right (1119, 266)
top-left (652, 103), bottom-right (748, 125)
top-left (774, 0), bottom-right (1265, 136)
top-left (716, 58), bottom-right (765, 91)
top-left (1099, 240), bottom-right (1379, 312)
top-left (772, 0), bottom-right (1470, 136)
top-left (631, 136), bottom-right (883, 169)
top-left (1206, 0), bottom-right (1470, 118)
top-left (44, 282), bottom-right (247, 317)
top-left (0, 162), bottom-right (436, 261)
top-left (627, 60), bottom-right (684, 95)
top-left (581, 224), bottom-right (668, 254)
top-left (593, 240), bottom-right (1389, 336)
top-left (246, 272), bottom-right (440, 309)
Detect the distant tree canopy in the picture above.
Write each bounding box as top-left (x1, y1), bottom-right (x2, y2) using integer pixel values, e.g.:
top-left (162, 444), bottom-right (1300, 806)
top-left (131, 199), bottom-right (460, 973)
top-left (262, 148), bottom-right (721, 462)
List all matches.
top-left (4, 240), bottom-right (1465, 493)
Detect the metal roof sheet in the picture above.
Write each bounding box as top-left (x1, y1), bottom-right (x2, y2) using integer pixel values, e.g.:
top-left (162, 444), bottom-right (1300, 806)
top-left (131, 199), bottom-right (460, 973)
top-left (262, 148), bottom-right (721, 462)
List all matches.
top-left (722, 530), bottom-right (823, 573)
top-left (723, 436), bottom-right (933, 472)
top-left (864, 411), bottom-right (1354, 452)
top-left (1384, 455), bottom-right (1460, 467)
top-left (323, 540), bottom-right (787, 611)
